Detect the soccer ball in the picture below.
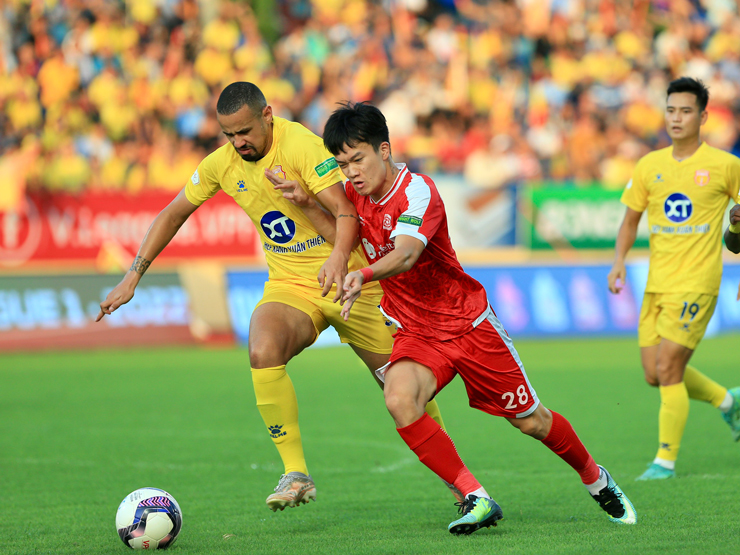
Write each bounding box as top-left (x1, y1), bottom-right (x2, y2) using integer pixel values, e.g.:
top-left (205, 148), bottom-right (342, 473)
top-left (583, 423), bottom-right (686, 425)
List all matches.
top-left (115, 487), bottom-right (182, 550)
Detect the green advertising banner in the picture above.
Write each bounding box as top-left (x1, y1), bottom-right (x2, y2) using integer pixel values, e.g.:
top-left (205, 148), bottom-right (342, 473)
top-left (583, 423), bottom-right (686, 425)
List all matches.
top-left (522, 187), bottom-right (650, 250)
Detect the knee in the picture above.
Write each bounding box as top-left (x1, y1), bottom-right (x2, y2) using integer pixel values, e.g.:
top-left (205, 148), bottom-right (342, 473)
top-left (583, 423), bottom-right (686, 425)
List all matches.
top-left (644, 375), bottom-right (659, 387)
top-left (384, 389), bottom-right (409, 417)
top-left (655, 359), bottom-right (681, 385)
top-left (384, 388), bottom-right (423, 423)
top-left (248, 340), bottom-right (284, 369)
top-left (641, 362), bottom-right (659, 387)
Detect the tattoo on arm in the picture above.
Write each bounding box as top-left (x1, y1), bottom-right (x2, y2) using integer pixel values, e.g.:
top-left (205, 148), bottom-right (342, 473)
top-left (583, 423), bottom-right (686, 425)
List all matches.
top-left (337, 214), bottom-right (359, 221)
top-left (130, 256), bottom-right (152, 275)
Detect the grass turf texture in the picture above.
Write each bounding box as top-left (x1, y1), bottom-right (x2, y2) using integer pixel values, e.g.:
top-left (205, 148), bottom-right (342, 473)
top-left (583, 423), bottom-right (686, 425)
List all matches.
top-left (1, 335), bottom-right (738, 555)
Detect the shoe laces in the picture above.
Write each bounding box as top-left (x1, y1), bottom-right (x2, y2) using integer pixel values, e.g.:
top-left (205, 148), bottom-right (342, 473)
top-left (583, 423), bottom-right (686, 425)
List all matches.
top-left (593, 485), bottom-right (626, 518)
top-left (454, 496), bottom-right (476, 516)
top-left (274, 474), bottom-right (290, 492)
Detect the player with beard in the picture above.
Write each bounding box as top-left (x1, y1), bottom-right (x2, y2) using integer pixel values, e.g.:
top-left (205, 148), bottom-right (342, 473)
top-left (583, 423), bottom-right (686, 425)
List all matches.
top-left (97, 82), bottom-right (452, 511)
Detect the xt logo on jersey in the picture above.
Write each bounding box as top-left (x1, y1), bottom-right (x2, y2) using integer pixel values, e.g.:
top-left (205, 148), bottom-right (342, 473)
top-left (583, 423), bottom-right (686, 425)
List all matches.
top-left (664, 193), bottom-right (693, 223)
top-left (236, 180), bottom-right (247, 193)
top-left (260, 211), bottom-right (296, 244)
top-left (654, 174), bottom-right (664, 183)
top-left (268, 425), bottom-right (287, 438)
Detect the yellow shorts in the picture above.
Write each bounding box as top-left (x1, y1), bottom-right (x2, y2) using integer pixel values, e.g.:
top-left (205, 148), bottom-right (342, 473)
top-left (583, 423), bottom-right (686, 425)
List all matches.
top-left (256, 280), bottom-right (394, 354)
top-left (638, 292), bottom-right (718, 350)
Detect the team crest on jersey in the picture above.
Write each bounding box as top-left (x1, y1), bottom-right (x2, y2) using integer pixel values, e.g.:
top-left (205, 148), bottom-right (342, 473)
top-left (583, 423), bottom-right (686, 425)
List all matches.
top-left (694, 169), bottom-right (709, 187)
top-left (383, 214), bottom-right (392, 230)
top-left (270, 165), bottom-right (287, 179)
top-left (191, 169), bottom-right (200, 185)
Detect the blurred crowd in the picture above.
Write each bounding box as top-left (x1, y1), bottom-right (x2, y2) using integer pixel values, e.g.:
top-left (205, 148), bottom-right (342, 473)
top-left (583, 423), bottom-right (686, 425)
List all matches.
top-left (2, 0), bottom-right (740, 198)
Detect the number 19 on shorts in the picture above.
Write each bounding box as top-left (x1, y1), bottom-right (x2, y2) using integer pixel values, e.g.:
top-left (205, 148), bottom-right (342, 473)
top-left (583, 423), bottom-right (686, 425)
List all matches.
top-left (680, 301), bottom-right (700, 321)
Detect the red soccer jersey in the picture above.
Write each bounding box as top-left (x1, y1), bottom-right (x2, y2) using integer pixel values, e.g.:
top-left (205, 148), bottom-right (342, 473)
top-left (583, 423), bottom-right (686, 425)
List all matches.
top-left (345, 164), bottom-right (489, 340)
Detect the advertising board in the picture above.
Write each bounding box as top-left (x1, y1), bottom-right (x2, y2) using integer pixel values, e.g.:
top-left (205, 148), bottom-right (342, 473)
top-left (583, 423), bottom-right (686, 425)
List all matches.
top-left (0, 191), bottom-right (260, 267)
top-left (0, 273), bottom-right (192, 351)
top-left (226, 262), bottom-right (740, 343)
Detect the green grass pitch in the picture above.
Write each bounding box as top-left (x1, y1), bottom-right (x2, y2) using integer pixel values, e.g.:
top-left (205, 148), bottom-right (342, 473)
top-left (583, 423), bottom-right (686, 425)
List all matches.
top-left (1, 335), bottom-right (738, 555)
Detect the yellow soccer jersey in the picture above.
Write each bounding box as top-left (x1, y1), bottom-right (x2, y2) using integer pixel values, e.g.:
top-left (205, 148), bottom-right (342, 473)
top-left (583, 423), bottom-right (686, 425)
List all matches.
top-left (185, 116), bottom-right (368, 286)
top-left (621, 142), bottom-right (740, 295)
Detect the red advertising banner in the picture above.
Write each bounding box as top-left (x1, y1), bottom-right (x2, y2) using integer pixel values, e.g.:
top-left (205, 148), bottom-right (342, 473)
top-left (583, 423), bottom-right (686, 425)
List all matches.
top-left (0, 190), bottom-right (261, 267)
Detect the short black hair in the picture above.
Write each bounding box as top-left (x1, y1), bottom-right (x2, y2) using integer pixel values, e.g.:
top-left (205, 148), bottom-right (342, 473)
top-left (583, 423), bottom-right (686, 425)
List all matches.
top-left (216, 82), bottom-right (267, 116)
top-left (323, 101), bottom-right (390, 155)
top-left (667, 77), bottom-right (709, 112)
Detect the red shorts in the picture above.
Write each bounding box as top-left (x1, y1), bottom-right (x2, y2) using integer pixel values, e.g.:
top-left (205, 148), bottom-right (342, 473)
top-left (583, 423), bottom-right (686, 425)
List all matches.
top-left (388, 308), bottom-right (539, 418)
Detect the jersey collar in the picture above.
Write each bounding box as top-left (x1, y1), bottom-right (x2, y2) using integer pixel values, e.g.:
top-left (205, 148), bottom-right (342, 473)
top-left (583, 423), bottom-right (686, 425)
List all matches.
top-left (372, 164), bottom-right (408, 206)
top-left (670, 140), bottom-right (706, 164)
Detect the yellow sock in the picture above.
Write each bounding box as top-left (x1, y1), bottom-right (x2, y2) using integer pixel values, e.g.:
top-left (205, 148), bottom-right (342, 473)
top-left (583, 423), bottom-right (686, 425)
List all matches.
top-left (657, 382), bottom-right (690, 462)
top-left (251, 365), bottom-right (308, 475)
top-left (424, 398), bottom-right (446, 431)
top-left (683, 365), bottom-right (727, 408)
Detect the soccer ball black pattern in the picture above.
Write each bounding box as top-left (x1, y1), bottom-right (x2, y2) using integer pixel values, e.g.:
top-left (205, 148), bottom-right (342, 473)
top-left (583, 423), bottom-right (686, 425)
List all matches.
top-left (116, 488), bottom-right (182, 550)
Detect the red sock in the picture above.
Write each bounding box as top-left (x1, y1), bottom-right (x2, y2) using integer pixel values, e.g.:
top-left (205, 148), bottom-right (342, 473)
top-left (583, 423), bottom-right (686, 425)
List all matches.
top-left (397, 413), bottom-right (481, 496)
top-left (541, 410), bottom-right (600, 484)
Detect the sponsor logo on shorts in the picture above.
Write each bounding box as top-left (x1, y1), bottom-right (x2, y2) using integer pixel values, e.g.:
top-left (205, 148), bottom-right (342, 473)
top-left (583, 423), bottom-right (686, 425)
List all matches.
top-left (314, 157), bottom-right (338, 177)
top-left (664, 193), bottom-right (692, 223)
top-left (397, 214), bottom-right (423, 227)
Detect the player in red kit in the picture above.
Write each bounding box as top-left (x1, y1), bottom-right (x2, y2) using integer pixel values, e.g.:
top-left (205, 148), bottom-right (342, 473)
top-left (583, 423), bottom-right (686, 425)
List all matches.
top-left (320, 102), bottom-right (637, 534)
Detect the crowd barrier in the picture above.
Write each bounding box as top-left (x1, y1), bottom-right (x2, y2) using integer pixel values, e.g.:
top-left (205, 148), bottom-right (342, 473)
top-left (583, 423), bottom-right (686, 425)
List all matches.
top-left (0, 272), bottom-right (192, 350)
top-left (2, 259), bottom-right (739, 352)
top-left (226, 261), bottom-right (740, 346)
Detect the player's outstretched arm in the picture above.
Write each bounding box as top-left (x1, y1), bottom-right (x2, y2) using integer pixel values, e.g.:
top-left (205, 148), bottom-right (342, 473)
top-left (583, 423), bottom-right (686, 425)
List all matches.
top-left (340, 235), bottom-right (425, 321)
top-left (724, 204), bottom-right (740, 255)
top-left (97, 189), bottom-right (199, 321)
top-left (313, 183), bottom-right (361, 302)
top-left (607, 207), bottom-right (642, 294)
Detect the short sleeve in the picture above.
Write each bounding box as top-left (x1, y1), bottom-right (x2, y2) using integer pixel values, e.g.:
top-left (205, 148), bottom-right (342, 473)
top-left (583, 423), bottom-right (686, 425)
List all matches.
top-left (620, 159), bottom-right (648, 212)
top-left (287, 131), bottom-right (343, 195)
top-left (184, 153), bottom-right (221, 206)
top-left (390, 175), bottom-right (443, 246)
